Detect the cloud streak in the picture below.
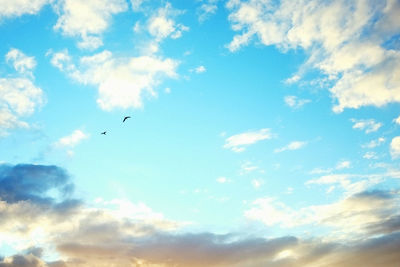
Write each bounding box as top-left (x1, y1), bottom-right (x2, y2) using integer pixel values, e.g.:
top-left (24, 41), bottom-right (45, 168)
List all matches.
top-left (223, 128), bottom-right (272, 152)
top-left (351, 119), bottom-right (382, 134)
top-left (274, 141), bottom-right (307, 153)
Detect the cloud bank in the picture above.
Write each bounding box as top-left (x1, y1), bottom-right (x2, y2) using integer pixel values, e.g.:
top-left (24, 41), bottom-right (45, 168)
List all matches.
top-left (227, 0), bottom-right (400, 112)
top-left (1, 163), bottom-right (400, 266)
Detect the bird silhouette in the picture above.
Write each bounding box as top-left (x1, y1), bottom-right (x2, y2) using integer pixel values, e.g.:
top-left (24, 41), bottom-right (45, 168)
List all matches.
top-left (101, 131), bottom-right (106, 135)
top-left (123, 116), bottom-right (131, 122)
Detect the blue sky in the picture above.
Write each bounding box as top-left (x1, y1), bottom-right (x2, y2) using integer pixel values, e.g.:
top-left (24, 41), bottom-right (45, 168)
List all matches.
top-left (1, 0), bottom-right (400, 266)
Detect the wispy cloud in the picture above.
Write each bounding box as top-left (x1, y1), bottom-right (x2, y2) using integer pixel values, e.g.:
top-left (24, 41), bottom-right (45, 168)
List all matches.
top-left (239, 161), bottom-right (260, 175)
top-left (251, 178), bottom-right (264, 189)
top-left (6, 48), bottom-right (36, 75)
top-left (306, 173), bottom-right (382, 195)
top-left (216, 176), bottom-right (231, 184)
top-left (351, 119), bottom-right (382, 134)
top-left (223, 128), bottom-right (272, 152)
top-left (0, 49), bottom-right (44, 136)
top-left (274, 141), bottom-right (307, 153)
top-left (197, 0), bottom-right (219, 22)
top-left (284, 95), bottom-right (311, 109)
top-left (362, 137), bottom-right (385, 148)
top-left (245, 189), bottom-right (400, 241)
top-left (190, 65), bottom-right (206, 73)
top-left (336, 160), bottom-right (351, 170)
top-left (363, 151), bottom-right (378, 160)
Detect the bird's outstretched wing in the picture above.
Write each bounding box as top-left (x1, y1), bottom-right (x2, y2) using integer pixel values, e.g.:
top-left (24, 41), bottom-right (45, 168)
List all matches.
top-left (101, 131), bottom-right (106, 135)
top-left (123, 116), bottom-right (131, 122)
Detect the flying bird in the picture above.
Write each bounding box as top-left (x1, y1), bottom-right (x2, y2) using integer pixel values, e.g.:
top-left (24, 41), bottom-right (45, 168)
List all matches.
top-left (101, 131), bottom-right (106, 135)
top-left (123, 116), bottom-right (131, 123)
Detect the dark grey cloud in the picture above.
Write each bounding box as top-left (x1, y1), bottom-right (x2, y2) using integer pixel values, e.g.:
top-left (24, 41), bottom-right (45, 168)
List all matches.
top-left (0, 254), bottom-right (45, 267)
top-left (0, 164), bottom-right (73, 204)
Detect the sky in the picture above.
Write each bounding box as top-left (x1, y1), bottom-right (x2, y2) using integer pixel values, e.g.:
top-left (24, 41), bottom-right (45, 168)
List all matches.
top-left (0, 0), bottom-right (400, 266)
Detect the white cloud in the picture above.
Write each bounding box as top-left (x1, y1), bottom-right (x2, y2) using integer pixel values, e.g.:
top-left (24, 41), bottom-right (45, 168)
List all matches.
top-left (49, 50), bottom-right (178, 110)
top-left (130, 0), bottom-right (147, 12)
top-left (147, 3), bottom-right (188, 42)
top-left (245, 197), bottom-right (295, 227)
top-left (285, 74), bottom-right (300, 84)
top-left (223, 128), bottom-right (272, 152)
top-left (240, 161), bottom-right (259, 175)
top-left (226, 0), bottom-right (400, 112)
top-left (77, 35), bottom-right (103, 50)
top-left (0, 49), bottom-right (44, 136)
top-left (362, 137), bottom-right (385, 148)
top-left (193, 65), bottom-right (206, 73)
top-left (53, 0), bottom-right (128, 50)
top-left (245, 190), bottom-right (400, 239)
top-left (251, 178), bottom-right (264, 189)
top-left (309, 167), bottom-right (332, 175)
top-left (336, 160), bottom-right (351, 170)
top-left (5, 48), bottom-right (36, 75)
top-left (0, 0), bottom-right (49, 19)
top-left (394, 115), bottom-right (400, 125)
top-left (284, 95), bottom-right (311, 109)
top-left (390, 136), bottom-right (400, 159)
top-left (351, 119), bottom-right (382, 134)
top-left (216, 177), bottom-right (231, 183)
top-left (197, 0), bottom-right (219, 22)
top-left (286, 187), bottom-right (294, 194)
top-left (363, 152), bottom-right (378, 160)
top-left (306, 174), bottom-right (382, 196)
top-left (274, 141), bottom-right (307, 153)
top-left (55, 129), bottom-right (89, 148)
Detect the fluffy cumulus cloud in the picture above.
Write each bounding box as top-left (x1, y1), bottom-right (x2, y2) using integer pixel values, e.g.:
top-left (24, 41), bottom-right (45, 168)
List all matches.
top-left (2, 163), bottom-right (400, 266)
top-left (274, 141), bottom-right (307, 153)
top-left (223, 128), bottom-right (272, 152)
top-left (394, 115), bottom-right (400, 125)
top-left (147, 3), bottom-right (189, 42)
top-left (390, 136), bottom-right (400, 159)
top-left (0, 0), bottom-right (49, 20)
top-left (0, 49), bottom-right (44, 136)
top-left (53, 0), bottom-right (128, 50)
top-left (54, 129), bottom-right (89, 148)
top-left (226, 0), bottom-right (400, 112)
top-left (351, 118), bottom-right (382, 133)
top-left (49, 50), bottom-right (178, 110)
